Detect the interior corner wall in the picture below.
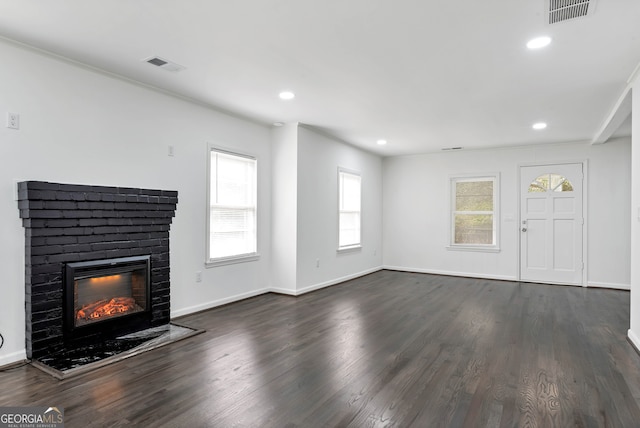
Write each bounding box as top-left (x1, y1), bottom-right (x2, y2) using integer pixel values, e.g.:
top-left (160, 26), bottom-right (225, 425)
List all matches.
top-left (296, 127), bottom-right (383, 292)
top-left (270, 123), bottom-right (299, 293)
top-left (630, 85), bottom-right (640, 349)
top-left (383, 139), bottom-right (631, 286)
top-left (0, 38), bottom-right (272, 366)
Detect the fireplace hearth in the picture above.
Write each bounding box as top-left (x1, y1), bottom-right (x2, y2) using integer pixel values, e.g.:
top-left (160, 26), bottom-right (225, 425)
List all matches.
top-left (18, 181), bottom-right (178, 362)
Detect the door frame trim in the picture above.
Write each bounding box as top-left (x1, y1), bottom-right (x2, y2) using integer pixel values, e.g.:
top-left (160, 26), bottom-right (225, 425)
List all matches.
top-left (517, 160), bottom-right (589, 287)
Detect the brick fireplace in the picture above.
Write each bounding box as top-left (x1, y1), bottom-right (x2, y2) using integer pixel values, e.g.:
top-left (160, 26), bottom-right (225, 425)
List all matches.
top-left (18, 181), bottom-right (178, 360)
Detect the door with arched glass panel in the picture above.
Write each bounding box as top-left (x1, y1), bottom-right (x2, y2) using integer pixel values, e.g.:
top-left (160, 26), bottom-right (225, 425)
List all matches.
top-left (520, 163), bottom-right (584, 285)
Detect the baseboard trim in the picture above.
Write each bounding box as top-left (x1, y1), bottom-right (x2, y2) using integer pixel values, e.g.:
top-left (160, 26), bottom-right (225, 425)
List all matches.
top-left (171, 287), bottom-right (271, 318)
top-left (171, 268), bottom-right (628, 320)
top-left (269, 287), bottom-right (297, 296)
top-left (588, 282), bottom-right (631, 291)
top-left (383, 266), bottom-right (630, 290)
top-left (287, 267), bottom-right (384, 297)
top-left (383, 265), bottom-right (517, 282)
top-left (172, 267), bottom-right (384, 317)
top-left (628, 330), bottom-right (640, 356)
top-left (0, 350), bottom-right (27, 369)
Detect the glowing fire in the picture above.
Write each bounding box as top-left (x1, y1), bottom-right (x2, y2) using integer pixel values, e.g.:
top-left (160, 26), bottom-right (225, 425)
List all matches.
top-left (76, 297), bottom-right (138, 321)
top-left (89, 274), bottom-right (122, 283)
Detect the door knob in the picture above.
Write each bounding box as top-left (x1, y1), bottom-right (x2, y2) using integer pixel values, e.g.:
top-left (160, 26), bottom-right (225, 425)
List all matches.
top-left (522, 227), bottom-right (527, 232)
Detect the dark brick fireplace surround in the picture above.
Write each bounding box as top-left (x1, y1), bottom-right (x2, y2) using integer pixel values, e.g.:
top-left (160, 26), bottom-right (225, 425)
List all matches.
top-left (18, 181), bottom-right (178, 360)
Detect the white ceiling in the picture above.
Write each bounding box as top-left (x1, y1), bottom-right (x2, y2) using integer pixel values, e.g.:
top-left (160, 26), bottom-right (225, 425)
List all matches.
top-left (0, 0), bottom-right (638, 156)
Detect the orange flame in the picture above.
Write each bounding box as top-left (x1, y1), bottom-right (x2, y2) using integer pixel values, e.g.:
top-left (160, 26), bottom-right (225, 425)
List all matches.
top-left (76, 297), bottom-right (137, 321)
top-left (89, 274), bottom-right (122, 283)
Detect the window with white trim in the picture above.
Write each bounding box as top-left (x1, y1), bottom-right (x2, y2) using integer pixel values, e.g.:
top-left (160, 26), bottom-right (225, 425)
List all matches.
top-left (338, 169), bottom-right (361, 250)
top-left (207, 148), bottom-right (257, 264)
top-left (450, 175), bottom-right (499, 250)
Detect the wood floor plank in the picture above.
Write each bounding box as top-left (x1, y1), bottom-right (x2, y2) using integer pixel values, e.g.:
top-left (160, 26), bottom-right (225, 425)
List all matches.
top-left (1, 270), bottom-right (639, 427)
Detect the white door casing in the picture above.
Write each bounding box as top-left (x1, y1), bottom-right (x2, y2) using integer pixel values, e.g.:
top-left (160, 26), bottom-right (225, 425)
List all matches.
top-left (520, 163), bottom-right (584, 286)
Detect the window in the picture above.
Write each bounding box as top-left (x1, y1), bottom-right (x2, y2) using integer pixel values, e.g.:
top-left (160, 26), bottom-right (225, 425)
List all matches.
top-left (207, 148), bottom-right (257, 264)
top-left (450, 175), bottom-right (499, 251)
top-left (528, 173), bottom-right (573, 193)
top-left (338, 169), bottom-right (361, 250)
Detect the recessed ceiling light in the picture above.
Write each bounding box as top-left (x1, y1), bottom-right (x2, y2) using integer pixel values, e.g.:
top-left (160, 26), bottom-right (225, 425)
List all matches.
top-left (532, 122), bottom-right (548, 130)
top-left (273, 122), bottom-right (284, 127)
top-left (279, 91), bottom-right (295, 100)
top-left (527, 36), bottom-right (552, 49)
top-left (376, 139), bottom-right (387, 146)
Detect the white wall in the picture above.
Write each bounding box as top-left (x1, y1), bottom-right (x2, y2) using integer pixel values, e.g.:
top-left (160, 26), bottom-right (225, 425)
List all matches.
top-left (383, 139), bottom-right (631, 287)
top-left (0, 39), bottom-right (272, 365)
top-left (296, 126), bottom-right (383, 292)
top-left (630, 84), bottom-right (640, 349)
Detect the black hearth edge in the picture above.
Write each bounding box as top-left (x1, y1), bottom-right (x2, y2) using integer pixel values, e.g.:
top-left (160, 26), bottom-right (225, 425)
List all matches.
top-left (18, 181), bottom-right (178, 364)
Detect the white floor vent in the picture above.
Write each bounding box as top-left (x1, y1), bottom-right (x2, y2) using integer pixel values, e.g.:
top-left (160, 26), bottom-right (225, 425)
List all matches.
top-left (546, 0), bottom-right (596, 24)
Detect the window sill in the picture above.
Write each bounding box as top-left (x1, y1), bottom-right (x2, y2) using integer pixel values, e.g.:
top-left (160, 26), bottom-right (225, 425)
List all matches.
top-left (206, 253), bottom-right (260, 268)
top-left (337, 245), bottom-right (362, 254)
top-left (446, 245), bottom-right (500, 253)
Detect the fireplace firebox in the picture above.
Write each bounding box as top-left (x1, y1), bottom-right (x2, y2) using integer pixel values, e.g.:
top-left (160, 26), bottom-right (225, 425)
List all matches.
top-left (65, 256), bottom-right (151, 333)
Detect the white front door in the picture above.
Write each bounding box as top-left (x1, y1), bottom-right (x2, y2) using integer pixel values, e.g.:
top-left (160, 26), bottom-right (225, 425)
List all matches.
top-left (520, 163), bottom-right (584, 285)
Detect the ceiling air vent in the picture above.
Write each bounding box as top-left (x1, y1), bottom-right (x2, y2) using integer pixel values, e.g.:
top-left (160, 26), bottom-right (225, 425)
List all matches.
top-left (143, 56), bottom-right (186, 72)
top-left (546, 0), bottom-right (596, 24)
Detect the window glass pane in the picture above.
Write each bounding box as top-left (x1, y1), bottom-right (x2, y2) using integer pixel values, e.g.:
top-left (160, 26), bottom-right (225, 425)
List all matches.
top-left (558, 180), bottom-right (573, 192)
top-left (454, 214), bottom-right (493, 245)
top-left (456, 181), bottom-right (493, 211)
top-left (339, 212), bottom-right (360, 247)
top-left (210, 231), bottom-right (255, 259)
top-left (549, 174), bottom-right (563, 192)
top-left (550, 174), bottom-right (573, 192)
top-left (210, 207), bottom-right (255, 232)
top-left (339, 171), bottom-right (361, 248)
top-left (529, 174), bottom-right (550, 193)
top-left (528, 173), bottom-right (574, 193)
top-left (209, 149), bottom-right (257, 261)
top-left (528, 183), bottom-right (547, 193)
top-left (215, 153), bottom-right (255, 205)
top-left (340, 173), bottom-right (361, 211)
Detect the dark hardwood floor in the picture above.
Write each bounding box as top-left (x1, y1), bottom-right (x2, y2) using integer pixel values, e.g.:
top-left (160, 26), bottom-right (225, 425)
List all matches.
top-left (2, 270), bottom-right (640, 427)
